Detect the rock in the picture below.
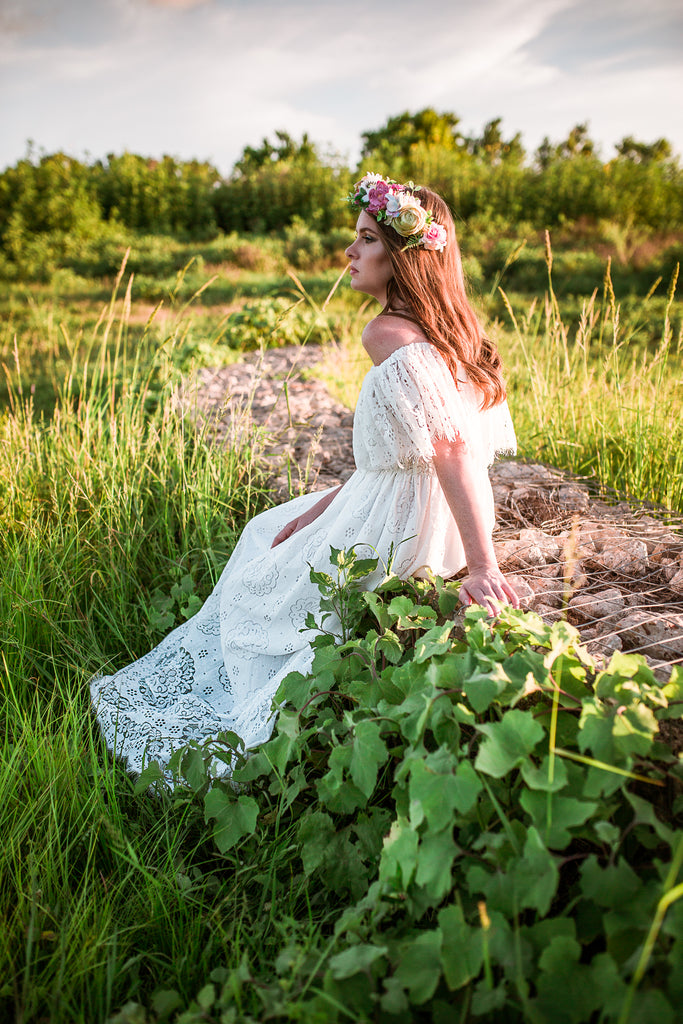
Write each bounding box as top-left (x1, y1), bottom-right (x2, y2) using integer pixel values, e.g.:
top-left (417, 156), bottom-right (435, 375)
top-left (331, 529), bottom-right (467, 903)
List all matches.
top-left (491, 462), bottom-right (560, 485)
top-left (669, 569), bottom-right (683, 595)
top-left (504, 575), bottom-right (535, 605)
top-left (527, 576), bottom-right (565, 608)
top-left (596, 538), bottom-right (649, 576)
top-left (643, 536), bottom-right (679, 561)
top-left (580, 525), bottom-right (629, 551)
top-left (586, 632), bottom-right (623, 657)
top-left (494, 539), bottom-right (546, 569)
top-left (533, 603), bottom-right (564, 623)
top-left (491, 484), bottom-right (510, 505)
top-left (519, 528), bottom-right (562, 561)
top-left (557, 485), bottom-right (590, 510)
top-left (568, 588), bottom-right (625, 623)
top-left (535, 563), bottom-right (563, 578)
top-left (619, 610), bottom-right (683, 659)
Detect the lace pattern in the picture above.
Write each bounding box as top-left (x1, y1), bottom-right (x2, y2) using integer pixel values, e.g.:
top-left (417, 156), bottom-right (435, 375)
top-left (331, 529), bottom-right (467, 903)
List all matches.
top-left (91, 340), bottom-right (516, 778)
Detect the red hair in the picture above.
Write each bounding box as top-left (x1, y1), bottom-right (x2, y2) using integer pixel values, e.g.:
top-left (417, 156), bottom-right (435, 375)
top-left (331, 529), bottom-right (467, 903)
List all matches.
top-left (372, 187), bottom-right (506, 408)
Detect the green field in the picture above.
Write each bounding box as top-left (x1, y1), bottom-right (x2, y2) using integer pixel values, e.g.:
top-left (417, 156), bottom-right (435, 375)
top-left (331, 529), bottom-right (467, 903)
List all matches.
top-left (1, 232), bottom-right (682, 1023)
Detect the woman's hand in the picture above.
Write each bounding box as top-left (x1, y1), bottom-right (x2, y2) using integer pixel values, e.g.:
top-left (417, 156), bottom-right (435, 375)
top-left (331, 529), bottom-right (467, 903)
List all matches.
top-left (271, 511), bottom-right (311, 547)
top-left (431, 439), bottom-right (518, 618)
top-left (271, 486), bottom-right (342, 549)
top-left (458, 568), bottom-right (519, 616)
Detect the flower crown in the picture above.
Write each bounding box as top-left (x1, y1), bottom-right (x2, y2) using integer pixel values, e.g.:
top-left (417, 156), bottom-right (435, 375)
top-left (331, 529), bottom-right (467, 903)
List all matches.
top-left (346, 172), bottom-right (448, 252)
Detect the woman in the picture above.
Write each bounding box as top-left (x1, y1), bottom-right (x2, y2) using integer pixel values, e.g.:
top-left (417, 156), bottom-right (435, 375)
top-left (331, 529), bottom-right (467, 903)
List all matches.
top-left (91, 174), bottom-right (518, 776)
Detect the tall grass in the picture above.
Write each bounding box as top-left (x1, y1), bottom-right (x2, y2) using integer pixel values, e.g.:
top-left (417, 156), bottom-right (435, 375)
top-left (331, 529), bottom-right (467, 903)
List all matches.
top-left (0, 275), bottom-right (273, 1021)
top-left (312, 248), bottom-right (683, 512)
top-left (501, 246), bottom-right (682, 510)
top-left (1, 250), bottom-right (681, 1020)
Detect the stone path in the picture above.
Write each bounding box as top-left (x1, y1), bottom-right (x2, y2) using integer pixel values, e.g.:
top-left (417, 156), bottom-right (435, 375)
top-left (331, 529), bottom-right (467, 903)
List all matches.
top-left (183, 345), bottom-right (683, 679)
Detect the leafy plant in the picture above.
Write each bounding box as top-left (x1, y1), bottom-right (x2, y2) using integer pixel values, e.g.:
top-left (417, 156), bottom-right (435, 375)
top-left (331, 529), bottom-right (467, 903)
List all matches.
top-left (138, 547), bottom-right (683, 1022)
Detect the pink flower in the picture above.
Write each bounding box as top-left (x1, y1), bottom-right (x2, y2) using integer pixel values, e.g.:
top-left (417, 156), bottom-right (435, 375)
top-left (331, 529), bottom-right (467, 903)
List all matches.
top-left (366, 181), bottom-right (391, 213)
top-left (422, 223), bottom-right (448, 251)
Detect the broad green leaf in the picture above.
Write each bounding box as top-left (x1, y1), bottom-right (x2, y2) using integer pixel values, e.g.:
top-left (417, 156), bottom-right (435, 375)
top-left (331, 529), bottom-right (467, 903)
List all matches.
top-left (530, 936), bottom-right (600, 1023)
top-left (409, 758), bottom-right (461, 831)
top-left (520, 754), bottom-right (568, 792)
top-left (463, 662), bottom-right (510, 713)
top-left (325, 834), bottom-right (371, 899)
top-left (578, 701), bottom-right (617, 761)
top-left (438, 904), bottom-right (484, 990)
top-left (275, 669), bottom-right (314, 707)
top-left (196, 983), bottom-right (216, 1010)
top-left (298, 811), bottom-right (335, 875)
top-left (625, 790), bottom-right (676, 846)
top-left (471, 979), bottom-right (508, 1015)
top-left (415, 829), bottom-right (457, 903)
top-left (394, 930), bottom-right (442, 1004)
top-left (329, 943), bottom-right (388, 980)
top-left (511, 827), bottom-right (559, 915)
top-left (437, 583), bottom-right (461, 616)
top-left (520, 790), bottom-right (598, 849)
top-left (475, 709), bottom-right (545, 777)
top-left (502, 647), bottom-right (546, 692)
top-left (580, 854), bottom-right (641, 909)
top-left (133, 761), bottom-right (165, 794)
top-left (263, 710), bottom-right (300, 774)
top-left (612, 701), bottom-right (658, 756)
top-left (453, 759), bottom-right (483, 813)
top-left (380, 817), bottom-right (418, 889)
top-left (151, 989), bottom-right (182, 1018)
top-left (353, 808), bottom-right (392, 863)
top-left (380, 975), bottom-right (409, 1014)
top-left (522, 917), bottom-right (576, 957)
top-left (388, 594), bottom-right (419, 621)
top-left (182, 746), bottom-right (208, 792)
top-left (349, 720), bottom-right (388, 798)
top-left (204, 791), bottom-right (258, 854)
top-left (413, 623), bottom-right (453, 664)
top-left (376, 629), bottom-right (404, 664)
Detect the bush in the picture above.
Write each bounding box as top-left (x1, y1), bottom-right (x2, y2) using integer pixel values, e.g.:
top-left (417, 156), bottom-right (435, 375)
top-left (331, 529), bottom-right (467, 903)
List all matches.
top-left (138, 549), bottom-right (683, 1022)
top-left (282, 217), bottom-right (324, 269)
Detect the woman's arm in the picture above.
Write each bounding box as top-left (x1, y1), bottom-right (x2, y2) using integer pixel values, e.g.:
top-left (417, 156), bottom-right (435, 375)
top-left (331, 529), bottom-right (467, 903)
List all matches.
top-left (271, 486), bottom-right (342, 548)
top-left (432, 438), bottom-right (519, 614)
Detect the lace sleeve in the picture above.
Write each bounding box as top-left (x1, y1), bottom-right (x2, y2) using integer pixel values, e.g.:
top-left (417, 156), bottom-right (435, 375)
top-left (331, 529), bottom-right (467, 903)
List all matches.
top-left (370, 342), bottom-right (517, 467)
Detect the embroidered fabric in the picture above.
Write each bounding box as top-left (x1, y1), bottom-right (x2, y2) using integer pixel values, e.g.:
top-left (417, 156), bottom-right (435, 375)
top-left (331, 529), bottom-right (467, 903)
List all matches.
top-left (91, 341), bottom-right (516, 776)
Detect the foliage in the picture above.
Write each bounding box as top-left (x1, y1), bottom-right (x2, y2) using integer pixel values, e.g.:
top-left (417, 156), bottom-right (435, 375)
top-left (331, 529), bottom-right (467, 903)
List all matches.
top-left (2, 114), bottom-right (681, 281)
top-left (1, 262), bottom-right (682, 1022)
top-left (361, 108), bottom-right (464, 161)
top-left (133, 547), bottom-right (683, 1022)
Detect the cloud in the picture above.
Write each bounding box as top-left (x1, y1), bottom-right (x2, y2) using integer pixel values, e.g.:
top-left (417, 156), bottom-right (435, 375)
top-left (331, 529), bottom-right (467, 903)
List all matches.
top-left (145, 0), bottom-right (210, 8)
top-left (1, 0), bottom-right (682, 172)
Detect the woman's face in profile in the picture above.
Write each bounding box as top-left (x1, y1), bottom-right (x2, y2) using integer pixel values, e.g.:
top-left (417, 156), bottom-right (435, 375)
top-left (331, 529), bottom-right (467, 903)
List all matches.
top-left (345, 210), bottom-right (393, 304)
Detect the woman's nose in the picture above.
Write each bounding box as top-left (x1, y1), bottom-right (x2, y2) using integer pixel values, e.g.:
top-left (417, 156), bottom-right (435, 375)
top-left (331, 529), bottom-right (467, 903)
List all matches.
top-left (345, 241), bottom-right (356, 258)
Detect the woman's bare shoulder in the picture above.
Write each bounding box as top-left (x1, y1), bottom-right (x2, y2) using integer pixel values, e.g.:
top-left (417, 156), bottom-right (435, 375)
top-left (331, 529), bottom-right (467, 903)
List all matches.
top-left (362, 315), bottom-right (427, 365)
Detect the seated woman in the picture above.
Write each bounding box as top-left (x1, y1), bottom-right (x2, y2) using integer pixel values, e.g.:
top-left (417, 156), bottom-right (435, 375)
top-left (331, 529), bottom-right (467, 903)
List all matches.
top-left (91, 174), bottom-right (518, 775)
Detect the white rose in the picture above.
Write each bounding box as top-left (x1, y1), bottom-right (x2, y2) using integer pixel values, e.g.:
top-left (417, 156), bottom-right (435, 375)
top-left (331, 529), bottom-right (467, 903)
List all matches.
top-left (391, 197), bottom-right (428, 238)
top-left (384, 191), bottom-right (402, 216)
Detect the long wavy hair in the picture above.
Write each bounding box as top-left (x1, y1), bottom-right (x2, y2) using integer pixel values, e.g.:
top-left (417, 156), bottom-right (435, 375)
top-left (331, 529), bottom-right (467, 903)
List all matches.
top-left (372, 187), bottom-right (506, 408)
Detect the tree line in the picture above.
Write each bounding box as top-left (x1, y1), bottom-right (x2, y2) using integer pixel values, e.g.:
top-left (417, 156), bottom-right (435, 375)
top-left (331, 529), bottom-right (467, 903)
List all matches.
top-left (1, 110), bottom-right (681, 253)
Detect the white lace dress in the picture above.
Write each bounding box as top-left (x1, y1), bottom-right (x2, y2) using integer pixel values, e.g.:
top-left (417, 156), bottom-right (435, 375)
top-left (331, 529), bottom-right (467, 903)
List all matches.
top-left (91, 341), bottom-right (516, 773)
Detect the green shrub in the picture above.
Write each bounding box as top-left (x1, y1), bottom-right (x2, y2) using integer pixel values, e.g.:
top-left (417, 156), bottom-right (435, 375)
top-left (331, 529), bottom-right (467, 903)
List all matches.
top-left (139, 548), bottom-right (683, 1023)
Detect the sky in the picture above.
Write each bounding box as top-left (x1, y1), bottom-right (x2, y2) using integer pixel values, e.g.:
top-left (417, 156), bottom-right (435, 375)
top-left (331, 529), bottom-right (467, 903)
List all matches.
top-left (1, 0), bottom-right (682, 174)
